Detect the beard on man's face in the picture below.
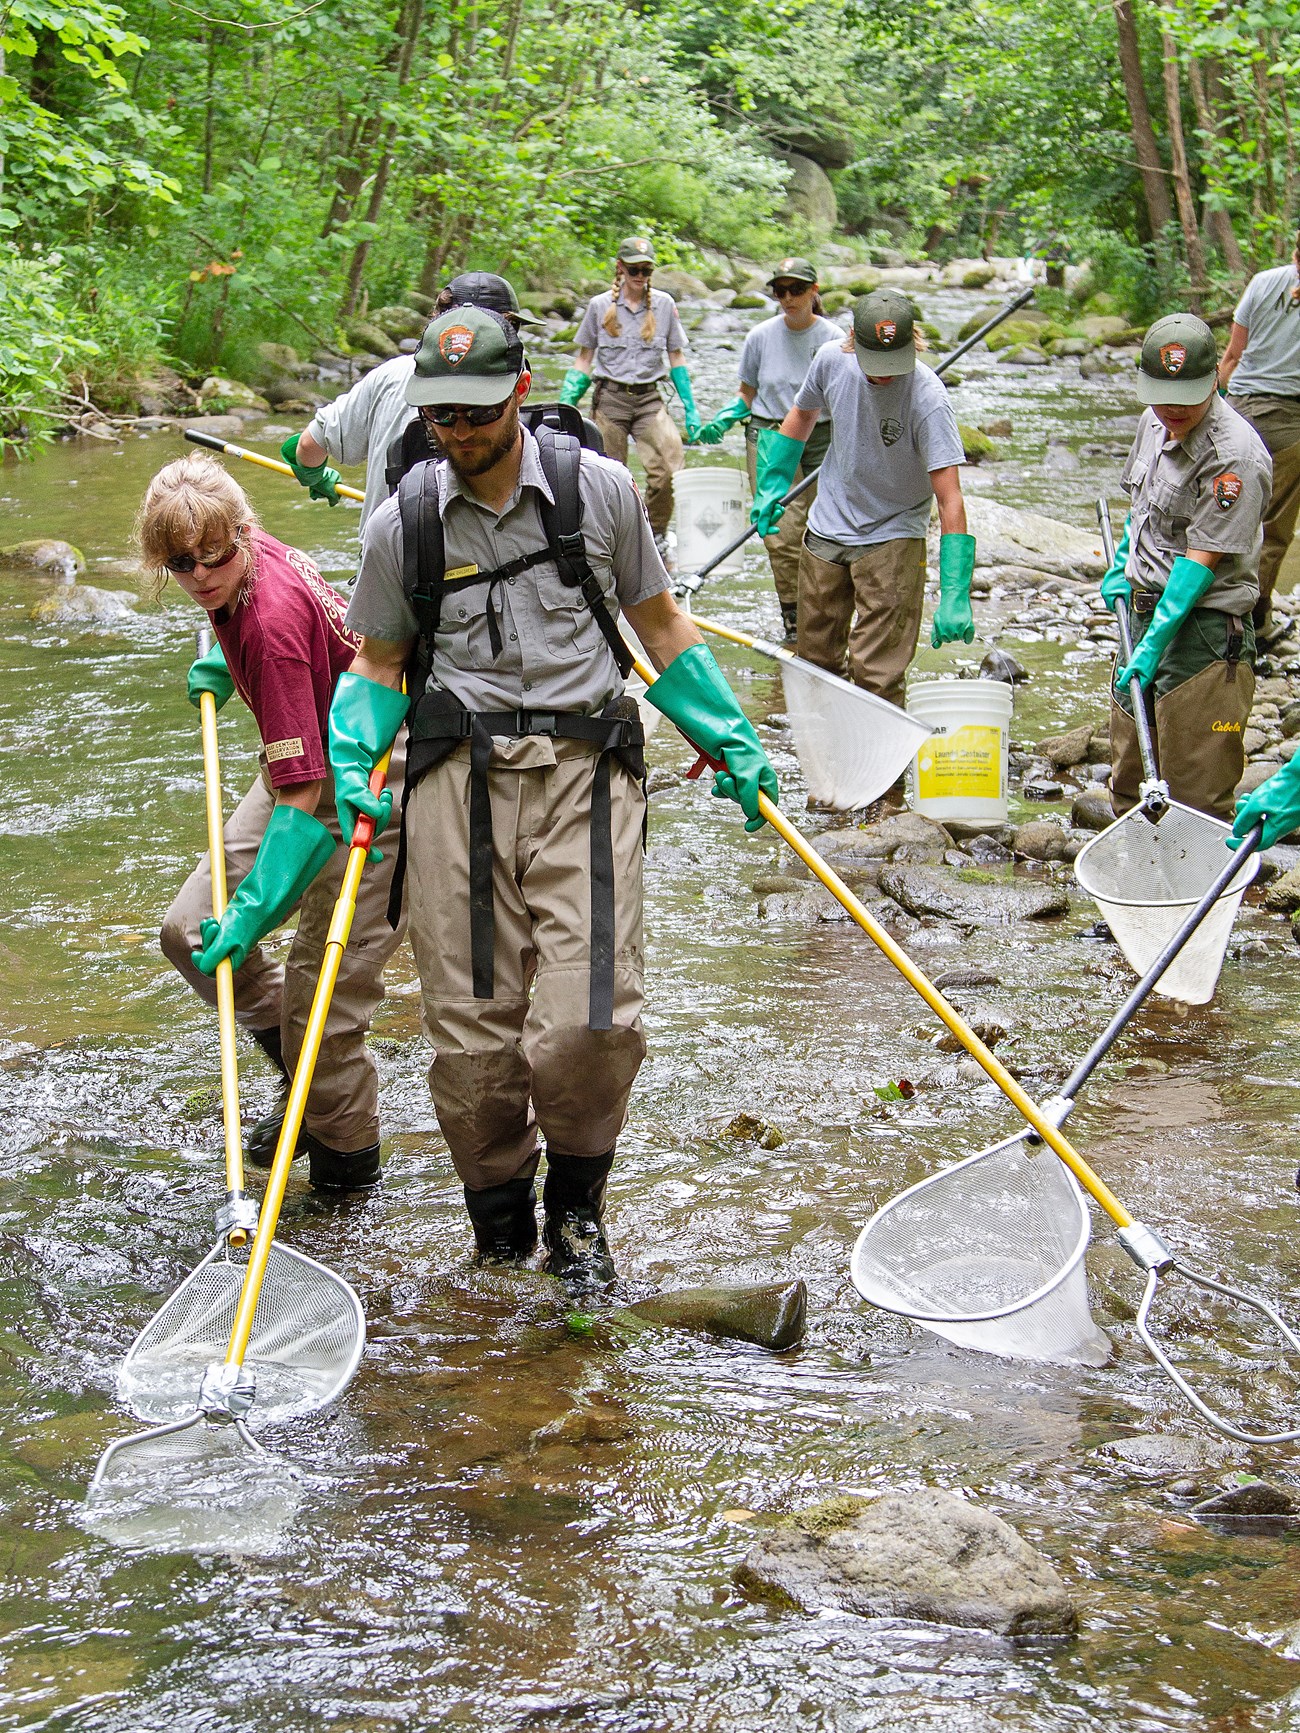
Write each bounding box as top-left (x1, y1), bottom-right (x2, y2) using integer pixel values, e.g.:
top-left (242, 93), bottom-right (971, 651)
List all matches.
top-left (431, 397), bottom-right (521, 477)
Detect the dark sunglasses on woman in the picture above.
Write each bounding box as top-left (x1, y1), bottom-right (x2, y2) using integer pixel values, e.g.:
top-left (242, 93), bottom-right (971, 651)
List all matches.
top-left (624, 264), bottom-right (653, 278)
top-left (165, 528), bottom-right (244, 574)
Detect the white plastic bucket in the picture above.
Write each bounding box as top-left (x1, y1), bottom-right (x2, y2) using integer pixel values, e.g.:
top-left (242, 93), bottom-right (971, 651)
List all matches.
top-left (907, 678), bottom-right (1012, 825)
top-left (673, 468), bottom-right (749, 576)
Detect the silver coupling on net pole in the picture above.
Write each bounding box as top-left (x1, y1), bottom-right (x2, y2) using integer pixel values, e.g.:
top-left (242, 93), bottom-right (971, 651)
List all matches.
top-left (199, 1361), bottom-right (257, 1419)
top-left (1117, 1221), bottom-right (1176, 1274)
top-left (215, 1196), bottom-right (259, 1238)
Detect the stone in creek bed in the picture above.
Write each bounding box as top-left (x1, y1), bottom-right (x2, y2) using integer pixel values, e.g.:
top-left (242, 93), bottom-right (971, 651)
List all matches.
top-left (932, 964), bottom-right (1003, 990)
top-left (736, 1491), bottom-right (1077, 1638)
top-left (0, 538), bottom-right (86, 581)
top-left (1038, 722), bottom-right (1095, 769)
top-left (624, 1279), bottom-right (807, 1352)
top-left (1264, 868), bottom-right (1300, 913)
top-left (719, 1111), bottom-right (784, 1149)
top-left (1013, 818), bottom-right (1068, 861)
top-left (879, 865), bottom-right (1070, 924)
top-left (1071, 788), bottom-right (1114, 831)
top-left (28, 583), bottom-right (138, 626)
top-left (979, 647), bottom-right (1029, 684)
top-left (1022, 778), bottom-right (1066, 802)
top-left (1192, 1480), bottom-right (1299, 1517)
top-left (1094, 1433), bottom-right (1232, 1478)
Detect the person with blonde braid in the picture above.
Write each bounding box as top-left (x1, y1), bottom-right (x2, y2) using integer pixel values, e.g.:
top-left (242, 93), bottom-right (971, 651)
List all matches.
top-left (561, 237), bottom-right (700, 554)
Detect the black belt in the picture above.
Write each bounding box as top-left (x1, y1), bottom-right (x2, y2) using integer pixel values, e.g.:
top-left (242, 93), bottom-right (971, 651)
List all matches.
top-left (596, 378), bottom-right (662, 395)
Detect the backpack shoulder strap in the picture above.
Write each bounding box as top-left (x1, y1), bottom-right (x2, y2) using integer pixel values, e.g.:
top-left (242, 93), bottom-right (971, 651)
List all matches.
top-left (398, 456), bottom-right (446, 696)
top-left (533, 427), bottom-right (633, 679)
top-left (386, 415), bottom-right (436, 496)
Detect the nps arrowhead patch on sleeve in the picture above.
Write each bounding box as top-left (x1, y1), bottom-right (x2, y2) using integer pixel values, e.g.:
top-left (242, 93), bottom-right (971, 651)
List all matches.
top-left (1212, 472), bottom-right (1243, 511)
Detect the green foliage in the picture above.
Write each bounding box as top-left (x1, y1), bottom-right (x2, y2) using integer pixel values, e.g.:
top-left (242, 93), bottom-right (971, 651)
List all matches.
top-left (0, 251), bottom-right (100, 452)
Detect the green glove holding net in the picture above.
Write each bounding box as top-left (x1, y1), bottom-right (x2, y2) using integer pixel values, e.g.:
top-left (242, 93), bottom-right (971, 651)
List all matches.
top-left (931, 533), bottom-right (976, 647)
top-left (750, 429), bottom-right (804, 536)
top-left (559, 369), bottom-right (592, 407)
top-left (694, 397), bottom-right (752, 446)
top-left (328, 671), bottom-right (409, 859)
top-left (280, 432), bottom-right (342, 507)
top-left (1100, 515), bottom-right (1132, 613)
top-left (192, 803), bottom-right (335, 975)
top-left (646, 643), bottom-right (779, 833)
top-left (1231, 755), bottom-right (1300, 849)
top-left (1114, 555), bottom-right (1215, 691)
top-left (670, 364), bottom-right (702, 443)
top-left (187, 640), bottom-right (234, 711)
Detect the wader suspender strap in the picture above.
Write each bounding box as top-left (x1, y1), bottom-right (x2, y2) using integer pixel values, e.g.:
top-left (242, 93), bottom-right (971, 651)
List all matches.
top-left (1225, 615), bottom-right (1244, 673)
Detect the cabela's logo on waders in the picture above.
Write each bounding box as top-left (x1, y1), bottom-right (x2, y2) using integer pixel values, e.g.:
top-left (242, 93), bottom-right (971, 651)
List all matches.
top-left (1213, 472), bottom-right (1243, 511)
top-left (875, 319), bottom-right (897, 345)
top-left (1160, 342), bottom-right (1187, 375)
top-left (880, 416), bottom-right (903, 447)
top-left (438, 325), bottom-right (475, 366)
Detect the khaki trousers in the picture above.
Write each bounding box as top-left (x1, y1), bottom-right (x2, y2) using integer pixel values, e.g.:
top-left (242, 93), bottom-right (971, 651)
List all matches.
top-left (405, 736), bottom-right (647, 1192)
top-left (744, 420), bottom-right (828, 608)
top-left (1228, 394), bottom-right (1300, 616)
top-left (1110, 611), bottom-right (1254, 822)
top-left (160, 740), bottom-right (407, 1152)
top-left (796, 535), bottom-right (927, 707)
top-left (592, 380), bottom-right (683, 534)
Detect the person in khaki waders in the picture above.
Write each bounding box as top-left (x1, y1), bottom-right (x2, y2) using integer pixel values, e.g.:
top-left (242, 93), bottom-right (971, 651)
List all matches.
top-left (559, 236), bottom-right (702, 553)
top-left (327, 308), bottom-right (779, 1289)
top-left (750, 288), bottom-right (976, 715)
top-left (1103, 313), bottom-right (1272, 821)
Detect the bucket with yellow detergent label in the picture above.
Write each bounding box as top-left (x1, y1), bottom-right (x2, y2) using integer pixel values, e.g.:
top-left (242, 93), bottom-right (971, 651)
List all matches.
top-left (906, 677), bottom-right (1012, 826)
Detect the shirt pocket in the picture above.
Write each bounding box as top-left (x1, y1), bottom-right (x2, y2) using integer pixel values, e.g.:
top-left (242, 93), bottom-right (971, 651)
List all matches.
top-left (1147, 475), bottom-right (1195, 550)
top-left (533, 559), bottom-right (610, 660)
top-left (436, 580), bottom-right (504, 671)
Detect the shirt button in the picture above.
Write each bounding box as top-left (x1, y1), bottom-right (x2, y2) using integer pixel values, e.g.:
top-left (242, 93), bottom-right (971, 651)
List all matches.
top-left (509, 632), bottom-right (517, 642)
top-left (523, 680), bottom-right (532, 691)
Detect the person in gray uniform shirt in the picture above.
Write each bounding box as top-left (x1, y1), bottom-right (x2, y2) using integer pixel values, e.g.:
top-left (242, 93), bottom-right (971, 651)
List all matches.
top-left (281, 272), bottom-right (540, 527)
top-left (694, 256), bottom-right (841, 638)
top-left (750, 288), bottom-right (975, 711)
top-left (1219, 226), bottom-right (1300, 637)
top-left (325, 307), bottom-right (779, 1288)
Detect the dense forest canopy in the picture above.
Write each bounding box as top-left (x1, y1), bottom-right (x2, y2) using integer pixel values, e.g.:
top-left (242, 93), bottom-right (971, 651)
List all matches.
top-left (3, 0), bottom-right (1300, 446)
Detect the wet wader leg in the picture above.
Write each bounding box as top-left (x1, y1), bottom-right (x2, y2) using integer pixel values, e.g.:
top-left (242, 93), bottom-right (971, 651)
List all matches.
top-left (1154, 639), bottom-right (1254, 822)
top-left (1107, 685), bottom-right (1152, 817)
top-left (796, 542), bottom-right (855, 678)
top-left (160, 770), bottom-right (284, 1028)
top-left (591, 382), bottom-right (631, 470)
top-left (630, 393), bottom-right (684, 536)
top-left (520, 743), bottom-right (647, 1162)
top-left (1259, 437), bottom-right (1300, 621)
top-left (845, 536), bottom-right (927, 708)
top-left (405, 750), bottom-right (540, 1192)
top-left (279, 743), bottom-right (408, 1154)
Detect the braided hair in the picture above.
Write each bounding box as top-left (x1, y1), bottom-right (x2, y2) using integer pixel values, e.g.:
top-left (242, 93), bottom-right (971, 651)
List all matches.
top-left (601, 263), bottom-right (657, 341)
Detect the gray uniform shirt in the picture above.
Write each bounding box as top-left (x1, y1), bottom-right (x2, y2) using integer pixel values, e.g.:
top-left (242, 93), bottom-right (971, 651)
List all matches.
top-left (1229, 263), bottom-right (1300, 398)
top-left (1121, 397), bottom-right (1271, 616)
top-left (307, 355), bottom-right (417, 526)
top-left (575, 288), bottom-right (687, 383)
top-left (794, 343), bottom-right (966, 545)
top-left (739, 313), bottom-right (841, 422)
top-left (345, 427), bottom-right (671, 713)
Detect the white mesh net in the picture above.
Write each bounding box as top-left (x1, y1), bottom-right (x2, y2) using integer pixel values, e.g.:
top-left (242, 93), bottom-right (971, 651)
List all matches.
top-left (851, 1135), bottom-right (1112, 1366)
top-left (781, 657), bottom-right (930, 810)
top-left (1073, 801), bottom-right (1259, 1004)
top-left (118, 1242), bottom-right (364, 1425)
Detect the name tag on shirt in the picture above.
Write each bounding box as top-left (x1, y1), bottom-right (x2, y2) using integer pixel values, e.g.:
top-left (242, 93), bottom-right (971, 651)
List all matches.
top-left (446, 563), bottom-right (480, 582)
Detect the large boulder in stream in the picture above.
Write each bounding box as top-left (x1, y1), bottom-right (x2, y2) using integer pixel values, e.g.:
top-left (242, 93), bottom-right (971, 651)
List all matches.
top-left (878, 865), bottom-right (1069, 925)
top-left (0, 539), bottom-right (85, 582)
top-left (624, 1279), bottom-right (807, 1351)
top-left (737, 1492), bottom-right (1078, 1637)
top-left (29, 584), bottom-right (137, 625)
top-left (958, 498), bottom-right (1105, 581)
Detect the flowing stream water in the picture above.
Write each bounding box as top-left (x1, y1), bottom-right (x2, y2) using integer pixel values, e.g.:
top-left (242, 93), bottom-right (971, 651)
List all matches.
top-left (3, 290), bottom-right (1300, 1730)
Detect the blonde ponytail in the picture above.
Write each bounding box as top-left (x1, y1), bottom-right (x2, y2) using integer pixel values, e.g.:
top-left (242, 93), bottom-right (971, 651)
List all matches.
top-left (601, 265), bottom-right (622, 337)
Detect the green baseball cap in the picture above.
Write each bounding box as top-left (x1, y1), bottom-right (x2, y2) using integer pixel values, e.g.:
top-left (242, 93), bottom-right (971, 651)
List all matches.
top-left (405, 306), bottom-right (526, 407)
top-left (1137, 313), bottom-right (1218, 406)
top-left (766, 256), bottom-right (818, 289)
top-left (616, 235), bottom-right (656, 266)
top-left (852, 288), bottom-right (916, 377)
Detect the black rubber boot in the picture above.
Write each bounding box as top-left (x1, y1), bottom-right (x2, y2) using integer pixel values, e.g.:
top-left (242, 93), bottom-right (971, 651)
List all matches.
top-left (463, 1177), bottom-right (539, 1267)
top-left (306, 1134), bottom-right (382, 1192)
top-left (779, 601), bottom-right (798, 640)
top-left (245, 1025), bottom-right (308, 1169)
top-left (541, 1151), bottom-right (616, 1290)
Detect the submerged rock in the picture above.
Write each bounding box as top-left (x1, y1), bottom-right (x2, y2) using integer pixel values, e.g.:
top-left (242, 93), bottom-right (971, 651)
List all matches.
top-left (0, 538), bottom-right (85, 581)
top-left (979, 648), bottom-right (1029, 684)
top-left (29, 584), bottom-right (137, 625)
top-left (879, 865), bottom-right (1069, 925)
top-left (1095, 1433), bottom-right (1230, 1478)
top-left (1192, 1480), bottom-right (1298, 1518)
top-left (736, 1491), bottom-right (1077, 1637)
top-left (625, 1279), bottom-right (807, 1351)
top-left (720, 1111), bottom-right (784, 1149)
top-left (961, 497), bottom-right (1105, 580)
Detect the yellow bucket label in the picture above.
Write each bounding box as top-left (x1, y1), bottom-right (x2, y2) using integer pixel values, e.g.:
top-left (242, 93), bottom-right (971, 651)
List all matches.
top-left (916, 724), bottom-right (1003, 800)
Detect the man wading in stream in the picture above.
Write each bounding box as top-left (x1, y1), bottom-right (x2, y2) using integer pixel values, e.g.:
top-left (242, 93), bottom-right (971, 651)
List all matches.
top-left (1103, 313), bottom-right (1271, 820)
top-left (751, 288), bottom-right (975, 722)
top-left (327, 307), bottom-right (779, 1287)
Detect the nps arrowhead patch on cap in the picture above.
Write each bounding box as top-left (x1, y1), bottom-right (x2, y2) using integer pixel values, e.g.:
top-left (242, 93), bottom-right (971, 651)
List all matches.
top-left (438, 324), bottom-right (476, 366)
top-left (1159, 341), bottom-right (1187, 376)
top-left (876, 319), bottom-right (897, 345)
top-left (1213, 472), bottom-right (1243, 510)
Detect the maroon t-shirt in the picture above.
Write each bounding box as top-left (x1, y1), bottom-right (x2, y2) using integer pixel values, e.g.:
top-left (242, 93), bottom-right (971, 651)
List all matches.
top-left (211, 530), bottom-right (359, 789)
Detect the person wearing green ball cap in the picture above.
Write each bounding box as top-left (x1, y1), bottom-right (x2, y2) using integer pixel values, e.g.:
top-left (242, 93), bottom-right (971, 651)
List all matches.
top-left (140, 451), bottom-right (408, 1194)
top-left (694, 256), bottom-right (840, 640)
top-left (1109, 311), bottom-right (1271, 821)
top-left (562, 237), bottom-right (698, 558)
top-left (754, 287), bottom-right (973, 721)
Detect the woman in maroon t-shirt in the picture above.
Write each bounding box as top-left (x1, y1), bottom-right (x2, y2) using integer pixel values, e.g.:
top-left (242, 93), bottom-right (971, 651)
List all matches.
top-left (137, 453), bottom-right (405, 1191)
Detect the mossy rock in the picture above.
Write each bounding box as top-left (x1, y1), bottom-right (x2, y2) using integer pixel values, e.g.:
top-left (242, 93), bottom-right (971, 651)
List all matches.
top-left (962, 264), bottom-right (997, 288)
top-left (198, 375), bottom-right (270, 412)
top-left (983, 315), bottom-right (1050, 353)
top-left (959, 424), bottom-right (996, 464)
top-left (729, 292), bottom-right (768, 310)
top-left (0, 539), bottom-right (86, 580)
top-left (183, 1084), bottom-right (222, 1120)
top-left (1111, 325), bottom-right (1148, 346)
top-left (843, 273), bottom-right (882, 296)
top-left (921, 321), bottom-right (942, 343)
top-left (551, 323), bottom-right (578, 345)
top-left (371, 304), bottom-right (427, 342)
top-left (342, 319), bottom-right (399, 359)
top-left (819, 289), bottom-right (851, 314)
top-left (1083, 291), bottom-right (1119, 316)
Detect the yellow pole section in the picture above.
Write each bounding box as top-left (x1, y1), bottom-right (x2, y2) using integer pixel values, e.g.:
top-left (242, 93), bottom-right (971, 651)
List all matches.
top-left (183, 429), bottom-right (365, 503)
top-left (199, 687), bottom-right (247, 1245)
top-left (689, 613), bottom-right (795, 662)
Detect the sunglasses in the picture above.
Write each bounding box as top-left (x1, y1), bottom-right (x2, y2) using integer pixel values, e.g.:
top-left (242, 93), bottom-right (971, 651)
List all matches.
top-left (419, 398), bottom-right (513, 429)
top-left (772, 281), bottom-right (812, 298)
top-left (623, 263), bottom-right (654, 278)
top-left (165, 529), bottom-right (243, 574)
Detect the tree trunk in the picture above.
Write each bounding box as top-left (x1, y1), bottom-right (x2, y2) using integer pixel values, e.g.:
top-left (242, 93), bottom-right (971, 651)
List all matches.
top-left (203, 27), bottom-right (220, 195)
top-left (1112, 0), bottom-right (1173, 238)
top-left (1185, 52), bottom-right (1246, 277)
top-left (1160, 30), bottom-right (1206, 304)
top-left (339, 0), bottom-right (426, 315)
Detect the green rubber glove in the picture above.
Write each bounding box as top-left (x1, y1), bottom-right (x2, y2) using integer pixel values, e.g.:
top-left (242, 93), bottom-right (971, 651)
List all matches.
top-left (328, 670), bottom-right (408, 857)
top-left (192, 803), bottom-right (335, 976)
top-left (1230, 754), bottom-right (1300, 848)
top-left (646, 643), bottom-right (779, 833)
top-left (694, 397), bottom-right (752, 446)
top-left (1114, 554), bottom-right (1216, 691)
top-left (187, 640), bottom-right (234, 711)
top-left (280, 432), bottom-right (342, 507)
top-left (750, 428), bottom-right (804, 536)
top-left (1100, 515), bottom-right (1132, 613)
top-left (932, 533), bottom-right (976, 647)
top-left (559, 369), bottom-right (592, 407)
top-left (670, 364), bottom-right (703, 442)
